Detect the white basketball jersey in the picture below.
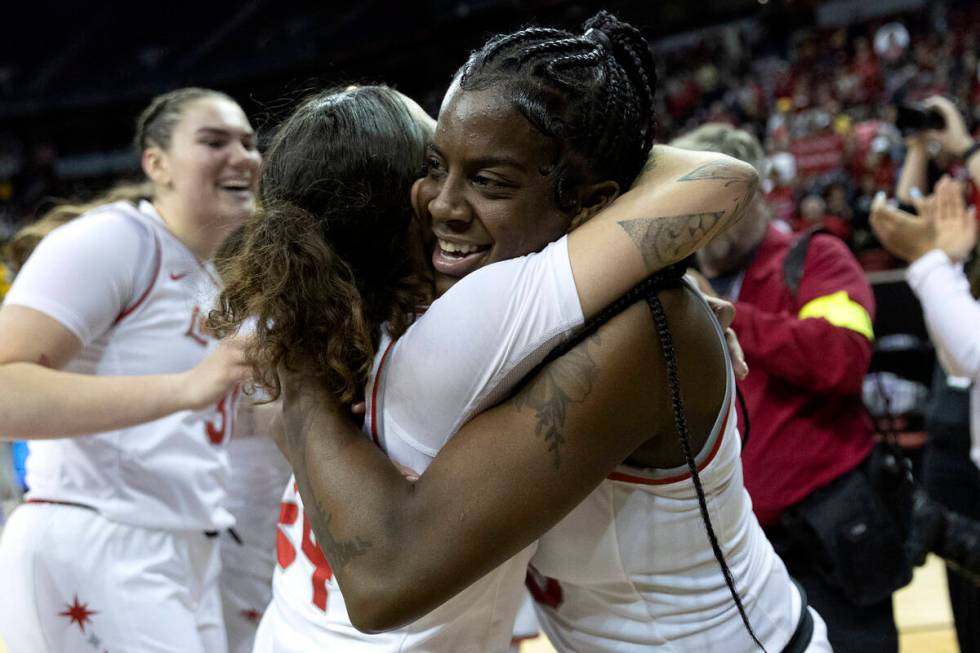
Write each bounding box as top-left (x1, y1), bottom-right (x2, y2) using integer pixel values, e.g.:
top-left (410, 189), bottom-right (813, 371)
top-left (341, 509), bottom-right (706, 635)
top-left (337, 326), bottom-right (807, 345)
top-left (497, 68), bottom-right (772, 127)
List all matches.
top-left (264, 238), bottom-right (583, 652)
top-left (526, 308), bottom-right (806, 652)
top-left (5, 200), bottom-right (235, 531)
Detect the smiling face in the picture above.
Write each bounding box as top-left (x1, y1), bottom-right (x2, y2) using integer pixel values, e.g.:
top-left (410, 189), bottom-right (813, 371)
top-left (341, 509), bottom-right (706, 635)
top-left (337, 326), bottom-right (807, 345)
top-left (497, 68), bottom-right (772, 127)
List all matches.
top-left (150, 96), bottom-right (261, 232)
top-left (412, 87), bottom-right (577, 295)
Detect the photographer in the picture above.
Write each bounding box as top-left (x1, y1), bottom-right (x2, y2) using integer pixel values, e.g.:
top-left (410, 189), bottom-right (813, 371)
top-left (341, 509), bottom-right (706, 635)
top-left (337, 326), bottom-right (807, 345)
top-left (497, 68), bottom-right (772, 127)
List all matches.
top-left (873, 98), bottom-right (980, 648)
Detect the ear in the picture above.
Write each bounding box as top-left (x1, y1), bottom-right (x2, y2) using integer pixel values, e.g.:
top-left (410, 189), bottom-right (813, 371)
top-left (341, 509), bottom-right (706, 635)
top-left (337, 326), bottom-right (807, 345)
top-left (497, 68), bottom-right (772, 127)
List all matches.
top-left (568, 180), bottom-right (620, 231)
top-left (142, 147), bottom-right (171, 187)
top-left (410, 178), bottom-right (426, 221)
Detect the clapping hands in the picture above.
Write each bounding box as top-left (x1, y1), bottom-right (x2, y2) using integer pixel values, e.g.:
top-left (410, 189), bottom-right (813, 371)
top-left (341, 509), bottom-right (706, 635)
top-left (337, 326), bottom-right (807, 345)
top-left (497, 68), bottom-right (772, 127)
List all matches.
top-left (871, 176), bottom-right (977, 264)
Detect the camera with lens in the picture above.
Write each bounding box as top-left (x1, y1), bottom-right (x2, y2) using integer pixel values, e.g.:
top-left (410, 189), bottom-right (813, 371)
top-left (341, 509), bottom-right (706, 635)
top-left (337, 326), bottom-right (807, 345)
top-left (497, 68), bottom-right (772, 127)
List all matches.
top-left (895, 103), bottom-right (946, 136)
top-left (906, 487), bottom-right (980, 585)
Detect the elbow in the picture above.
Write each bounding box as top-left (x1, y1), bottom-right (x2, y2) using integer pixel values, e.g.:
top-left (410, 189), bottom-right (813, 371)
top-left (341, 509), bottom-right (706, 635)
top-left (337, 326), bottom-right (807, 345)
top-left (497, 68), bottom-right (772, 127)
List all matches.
top-left (345, 579), bottom-right (422, 634)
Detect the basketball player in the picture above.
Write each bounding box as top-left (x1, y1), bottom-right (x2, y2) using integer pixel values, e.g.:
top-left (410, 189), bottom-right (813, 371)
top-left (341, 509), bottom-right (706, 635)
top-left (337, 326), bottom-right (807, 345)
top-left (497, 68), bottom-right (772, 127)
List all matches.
top-left (215, 13), bottom-right (824, 653)
top-left (0, 88), bottom-right (257, 652)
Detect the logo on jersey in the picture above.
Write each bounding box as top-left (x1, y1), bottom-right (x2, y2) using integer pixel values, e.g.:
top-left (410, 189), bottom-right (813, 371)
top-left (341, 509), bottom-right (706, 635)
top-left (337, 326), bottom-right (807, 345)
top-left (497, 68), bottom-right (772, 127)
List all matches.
top-left (240, 608), bottom-right (263, 623)
top-left (169, 271), bottom-right (190, 281)
top-left (184, 306), bottom-right (210, 346)
top-left (59, 594), bottom-right (98, 633)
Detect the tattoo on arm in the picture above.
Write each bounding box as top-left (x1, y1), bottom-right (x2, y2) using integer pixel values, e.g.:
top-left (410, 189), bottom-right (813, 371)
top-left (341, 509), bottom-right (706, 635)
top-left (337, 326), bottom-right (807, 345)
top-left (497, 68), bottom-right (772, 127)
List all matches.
top-left (617, 161), bottom-right (759, 273)
top-left (309, 499), bottom-right (373, 570)
top-left (678, 160), bottom-right (759, 227)
top-left (618, 212), bottom-right (724, 272)
top-left (285, 390), bottom-right (374, 570)
top-left (513, 335), bottom-right (600, 470)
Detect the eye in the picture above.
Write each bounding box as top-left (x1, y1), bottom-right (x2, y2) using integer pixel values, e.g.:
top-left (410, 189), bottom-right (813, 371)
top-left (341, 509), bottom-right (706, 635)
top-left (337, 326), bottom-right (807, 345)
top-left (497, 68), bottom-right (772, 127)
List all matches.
top-left (424, 155), bottom-right (446, 178)
top-left (203, 139), bottom-right (227, 149)
top-left (473, 174), bottom-right (501, 188)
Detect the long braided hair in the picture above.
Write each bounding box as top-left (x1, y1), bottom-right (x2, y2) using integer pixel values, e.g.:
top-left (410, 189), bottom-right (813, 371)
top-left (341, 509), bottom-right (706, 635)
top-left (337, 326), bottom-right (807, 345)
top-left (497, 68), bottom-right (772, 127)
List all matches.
top-left (458, 10), bottom-right (656, 208)
top-left (473, 12), bottom-right (765, 650)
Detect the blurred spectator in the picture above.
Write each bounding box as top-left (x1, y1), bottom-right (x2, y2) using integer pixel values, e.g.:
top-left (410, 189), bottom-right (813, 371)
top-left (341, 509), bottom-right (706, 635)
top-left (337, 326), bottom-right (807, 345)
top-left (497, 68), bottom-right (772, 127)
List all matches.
top-left (795, 193), bottom-right (853, 242)
top-left (872, 94), bottom-right (980, 653)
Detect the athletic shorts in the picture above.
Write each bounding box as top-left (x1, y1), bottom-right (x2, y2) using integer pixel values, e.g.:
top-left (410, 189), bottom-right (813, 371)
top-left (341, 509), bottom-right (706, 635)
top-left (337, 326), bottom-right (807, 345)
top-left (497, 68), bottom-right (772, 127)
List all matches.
top-left (0, 502), bottom-right (227, 653)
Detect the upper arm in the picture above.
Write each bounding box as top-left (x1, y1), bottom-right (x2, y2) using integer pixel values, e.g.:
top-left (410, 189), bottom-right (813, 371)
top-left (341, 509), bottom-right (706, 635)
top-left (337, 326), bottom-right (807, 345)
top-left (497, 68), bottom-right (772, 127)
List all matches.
top-left (567, 146), bottom-right (759, 319)
top-left (382, 302), bottom-right (677, 620)
top-left (1, 210), bottom-right (150, 356)
top-left (796, 235), bottom-right (875, 341)
top-left (0, 305), bottom-right (82, 368)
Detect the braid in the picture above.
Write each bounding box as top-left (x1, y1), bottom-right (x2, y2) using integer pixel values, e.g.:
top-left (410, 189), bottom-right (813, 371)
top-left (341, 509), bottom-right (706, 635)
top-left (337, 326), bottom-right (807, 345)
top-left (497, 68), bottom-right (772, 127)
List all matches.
top-left (646, 295), bottom-right (766, 652)
top-left (520, 39), bottom-right (594, 67)
top-left (474, 28), bottom-right (567, 74)
top-left (460, 11), bottom-right (658, 196)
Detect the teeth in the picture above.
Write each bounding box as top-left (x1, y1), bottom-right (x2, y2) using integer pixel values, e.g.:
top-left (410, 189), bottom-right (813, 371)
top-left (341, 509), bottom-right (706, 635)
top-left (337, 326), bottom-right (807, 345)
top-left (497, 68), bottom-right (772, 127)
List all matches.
top-left (220, 181), bottom-right (251, 190)
top-left (438, 239), bottom-right (483, 255)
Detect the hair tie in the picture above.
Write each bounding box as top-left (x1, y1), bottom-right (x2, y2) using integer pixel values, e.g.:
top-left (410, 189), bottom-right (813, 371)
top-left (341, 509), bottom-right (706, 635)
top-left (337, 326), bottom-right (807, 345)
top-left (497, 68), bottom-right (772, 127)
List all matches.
top-left (583, 27), bottom-right (613, 52)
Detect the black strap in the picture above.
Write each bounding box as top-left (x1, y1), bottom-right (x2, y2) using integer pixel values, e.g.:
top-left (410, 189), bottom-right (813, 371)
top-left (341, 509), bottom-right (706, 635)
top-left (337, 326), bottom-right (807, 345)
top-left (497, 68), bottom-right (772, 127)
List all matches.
top-left (782, 227), bottom-right (828, 301)
top-left (781, 580), bottom-right (815, 653)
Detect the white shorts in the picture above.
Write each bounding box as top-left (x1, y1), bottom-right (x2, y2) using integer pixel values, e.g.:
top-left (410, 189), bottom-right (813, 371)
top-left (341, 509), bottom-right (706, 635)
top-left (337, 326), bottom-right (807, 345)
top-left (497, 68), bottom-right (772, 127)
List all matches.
top-left (220, 532), bottom-right (275, 653)
top-left (0, 502), bottom-right (227, 653)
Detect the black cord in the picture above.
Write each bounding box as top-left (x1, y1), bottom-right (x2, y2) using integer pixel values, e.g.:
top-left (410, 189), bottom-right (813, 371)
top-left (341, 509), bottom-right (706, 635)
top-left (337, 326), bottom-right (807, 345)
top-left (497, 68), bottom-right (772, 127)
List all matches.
top-left (647, 294), bottom-right (766, 652)
top-left (736, 385), bottom-right (751, 447)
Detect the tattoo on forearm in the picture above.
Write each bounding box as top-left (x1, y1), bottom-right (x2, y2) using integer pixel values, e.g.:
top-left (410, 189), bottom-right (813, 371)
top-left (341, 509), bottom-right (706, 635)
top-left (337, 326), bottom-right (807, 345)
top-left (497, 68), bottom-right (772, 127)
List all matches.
top-left (678, 160), bottom-right (752, 184)
top-left (617, 161), bottom-right (759, 272)
top-left (285, 390), bottom-right (373, 571)
top-left (309, 500), bottom-right (373, 570)
top-left (514, 335), bottom-right (600, 469)
top-left (618, 212), bottom-right (725, 271)
top-left (678, 160), bottom-right (759, 227)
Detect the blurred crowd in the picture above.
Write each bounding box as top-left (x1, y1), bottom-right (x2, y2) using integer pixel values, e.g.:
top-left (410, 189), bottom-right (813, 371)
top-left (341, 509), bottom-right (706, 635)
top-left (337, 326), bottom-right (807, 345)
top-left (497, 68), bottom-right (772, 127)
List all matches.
top-left (653, 1), bottom-right (980, 269)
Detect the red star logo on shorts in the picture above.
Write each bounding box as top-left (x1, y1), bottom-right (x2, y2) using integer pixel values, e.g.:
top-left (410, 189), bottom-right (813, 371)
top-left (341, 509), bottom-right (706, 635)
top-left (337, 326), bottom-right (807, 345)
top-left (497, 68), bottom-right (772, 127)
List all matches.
top-left (240, 608), bottom-right (262, 623)
top-left (59, 594), bottom-right (98, 633)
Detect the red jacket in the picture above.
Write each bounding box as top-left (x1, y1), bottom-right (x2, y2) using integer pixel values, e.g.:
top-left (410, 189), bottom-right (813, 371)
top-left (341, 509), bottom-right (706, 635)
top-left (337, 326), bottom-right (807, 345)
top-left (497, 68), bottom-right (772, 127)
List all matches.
top-left (730, 225), bottom-right (876, 527)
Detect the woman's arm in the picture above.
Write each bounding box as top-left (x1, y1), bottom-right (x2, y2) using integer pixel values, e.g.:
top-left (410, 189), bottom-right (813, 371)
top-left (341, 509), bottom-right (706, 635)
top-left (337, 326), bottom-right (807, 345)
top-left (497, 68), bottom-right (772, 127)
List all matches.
top-left (0, 305), bottom-right (249, 439)
top-left (873, 177), bottom-right (980, 379)
top-left (281, 294), bottom-right (712, 632)
top-left (895, 136), bottom-right (930, 206)
top-left (567, 145), bottom-right (759, 319)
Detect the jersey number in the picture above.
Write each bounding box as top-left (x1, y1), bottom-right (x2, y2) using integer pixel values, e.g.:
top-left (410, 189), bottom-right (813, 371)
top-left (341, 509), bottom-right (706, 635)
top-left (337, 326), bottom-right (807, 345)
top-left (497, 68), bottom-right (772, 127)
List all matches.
top-left (277, 488), bottom-right (334, 611)
top-left (204, 386), bottom-right (240, 446)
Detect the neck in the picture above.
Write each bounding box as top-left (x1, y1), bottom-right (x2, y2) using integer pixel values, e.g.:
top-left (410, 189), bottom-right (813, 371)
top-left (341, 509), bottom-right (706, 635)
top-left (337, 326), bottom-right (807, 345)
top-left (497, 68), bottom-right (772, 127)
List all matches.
top-left (152, 196), bottom-right (226, 260)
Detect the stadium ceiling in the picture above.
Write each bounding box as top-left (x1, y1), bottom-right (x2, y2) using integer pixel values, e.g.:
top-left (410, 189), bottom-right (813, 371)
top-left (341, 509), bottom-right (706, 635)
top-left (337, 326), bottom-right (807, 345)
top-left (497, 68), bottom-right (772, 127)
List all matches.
top-left (1, 0), bottom-right (816, 117)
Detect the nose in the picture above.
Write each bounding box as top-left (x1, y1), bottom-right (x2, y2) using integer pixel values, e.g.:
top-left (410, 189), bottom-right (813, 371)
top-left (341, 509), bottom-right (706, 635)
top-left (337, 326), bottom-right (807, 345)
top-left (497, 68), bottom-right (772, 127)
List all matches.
top-left (229, 140), bottom-right (261, 173)
top-left (426, 176), bottom-right (472, 232)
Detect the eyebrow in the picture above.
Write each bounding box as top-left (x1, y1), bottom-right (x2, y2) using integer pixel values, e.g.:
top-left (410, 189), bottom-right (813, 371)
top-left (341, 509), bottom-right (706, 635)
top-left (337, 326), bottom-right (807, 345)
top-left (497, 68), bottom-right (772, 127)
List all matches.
top-left (196, 127), bottom-right (255, 138)
top-left (429, 144), bottom-right (528, 173)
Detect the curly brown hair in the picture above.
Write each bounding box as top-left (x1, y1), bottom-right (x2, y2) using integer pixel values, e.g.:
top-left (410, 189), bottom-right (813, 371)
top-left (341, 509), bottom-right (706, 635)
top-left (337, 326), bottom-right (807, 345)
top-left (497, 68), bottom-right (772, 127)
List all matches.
top-left (208, 86), bottom-right (433, 403)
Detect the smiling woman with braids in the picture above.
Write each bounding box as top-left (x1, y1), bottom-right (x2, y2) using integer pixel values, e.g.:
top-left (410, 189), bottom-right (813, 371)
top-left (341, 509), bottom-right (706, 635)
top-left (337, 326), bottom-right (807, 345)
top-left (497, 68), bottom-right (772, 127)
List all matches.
top-left (213, 12), bottom-right (827, 653)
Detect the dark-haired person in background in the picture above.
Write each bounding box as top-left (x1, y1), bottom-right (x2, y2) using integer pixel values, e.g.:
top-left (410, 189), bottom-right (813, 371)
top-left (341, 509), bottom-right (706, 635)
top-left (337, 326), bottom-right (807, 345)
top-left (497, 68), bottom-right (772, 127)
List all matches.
top-left (215, 12), bottom-right (827, 653)
top-left (676, 123), bottom-right (900, 653)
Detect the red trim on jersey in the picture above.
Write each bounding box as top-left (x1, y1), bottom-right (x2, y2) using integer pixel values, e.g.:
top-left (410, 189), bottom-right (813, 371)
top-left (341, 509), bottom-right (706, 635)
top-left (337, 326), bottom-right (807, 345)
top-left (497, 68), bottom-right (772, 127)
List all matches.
top-left (113, 233), bottom-right (162, 326)
top-left (525, 570), bottom-right (564, 609)
top-left (26, 498), bottom-right (96, 511)
top-left (369, 338), bottom-right (398, 446)
top-left (607, 400), bottom-right (732, 486)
